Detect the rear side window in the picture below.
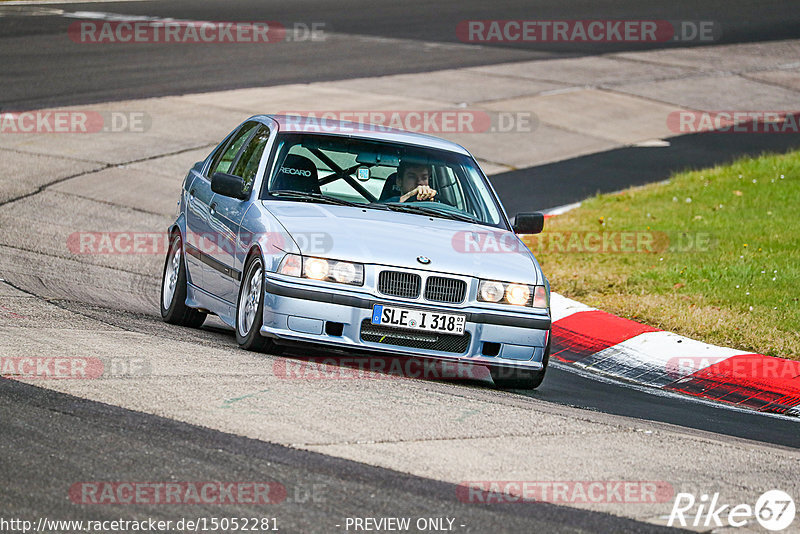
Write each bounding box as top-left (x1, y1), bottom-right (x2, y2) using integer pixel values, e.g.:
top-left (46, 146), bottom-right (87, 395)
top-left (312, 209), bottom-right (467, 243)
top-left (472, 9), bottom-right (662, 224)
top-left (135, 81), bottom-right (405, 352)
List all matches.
top-left (208, 122), bottom-right (260, 177)
top-left (231, 125), bottom-right (271, 193)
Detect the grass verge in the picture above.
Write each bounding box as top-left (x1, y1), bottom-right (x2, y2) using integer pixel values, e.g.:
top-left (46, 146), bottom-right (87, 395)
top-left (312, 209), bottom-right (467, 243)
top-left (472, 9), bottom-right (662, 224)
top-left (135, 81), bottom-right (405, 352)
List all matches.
top-left (526, 149), bottom-right (800, 360)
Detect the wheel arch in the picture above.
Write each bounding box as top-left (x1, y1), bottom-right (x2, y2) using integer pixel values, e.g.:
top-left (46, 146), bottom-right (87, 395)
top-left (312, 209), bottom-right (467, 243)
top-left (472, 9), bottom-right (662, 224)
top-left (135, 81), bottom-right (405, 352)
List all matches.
top-left (245, 243), bottom-right (265, 265)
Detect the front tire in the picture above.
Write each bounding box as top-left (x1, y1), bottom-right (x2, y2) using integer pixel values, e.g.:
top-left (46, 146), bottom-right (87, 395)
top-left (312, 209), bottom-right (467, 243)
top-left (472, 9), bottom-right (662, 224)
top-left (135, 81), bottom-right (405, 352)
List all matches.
top-left (161, 232), bottom-right (206, 328)
top-left (490, 335), bottom-right (550, 389)
top-left (235, 253), bottom-right (276, 353)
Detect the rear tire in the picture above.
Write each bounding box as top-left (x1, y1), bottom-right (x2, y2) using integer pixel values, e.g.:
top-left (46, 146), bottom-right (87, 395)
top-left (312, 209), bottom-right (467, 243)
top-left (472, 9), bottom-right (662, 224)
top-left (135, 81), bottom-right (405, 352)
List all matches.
top-left (235, 253), bottom-right (277, 353)
top-left (160, 232), bottom-right (207, 328)
top-left (491, 334), bottom-right (550, 390)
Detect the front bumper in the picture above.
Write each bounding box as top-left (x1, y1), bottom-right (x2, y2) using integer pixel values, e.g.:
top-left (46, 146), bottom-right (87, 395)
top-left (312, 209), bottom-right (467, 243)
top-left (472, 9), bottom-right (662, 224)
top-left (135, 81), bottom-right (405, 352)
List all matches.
top-left (261, 275), bottom-right (551, 370)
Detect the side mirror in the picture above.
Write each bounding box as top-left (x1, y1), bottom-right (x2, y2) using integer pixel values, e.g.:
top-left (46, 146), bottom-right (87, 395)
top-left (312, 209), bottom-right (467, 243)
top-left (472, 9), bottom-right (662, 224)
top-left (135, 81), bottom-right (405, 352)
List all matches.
top-left (211, 172), bottom-right (248, 200)
top-left (513, 212), bottom-right (544, 234)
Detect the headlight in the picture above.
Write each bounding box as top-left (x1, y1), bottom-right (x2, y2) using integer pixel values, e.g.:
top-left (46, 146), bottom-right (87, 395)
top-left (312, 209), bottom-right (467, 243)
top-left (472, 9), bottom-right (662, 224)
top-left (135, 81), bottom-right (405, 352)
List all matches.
top-left (330, 261), bottom-right (358, 283)
top-left (478, 279), bottom-right (548, 308)
top-left (304, 257), bottom-right (329, 280)
top-left (278, 254), bottom-right (364, 286)
top-left (505, 283), bottom-right (530, 306)
top-left (478, 280), bottom-right (504, 302)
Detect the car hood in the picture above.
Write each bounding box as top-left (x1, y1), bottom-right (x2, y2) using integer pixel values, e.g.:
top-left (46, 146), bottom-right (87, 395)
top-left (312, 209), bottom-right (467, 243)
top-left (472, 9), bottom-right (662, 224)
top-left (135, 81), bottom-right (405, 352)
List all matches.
top-left (263, 202), bottom-right (542, 285)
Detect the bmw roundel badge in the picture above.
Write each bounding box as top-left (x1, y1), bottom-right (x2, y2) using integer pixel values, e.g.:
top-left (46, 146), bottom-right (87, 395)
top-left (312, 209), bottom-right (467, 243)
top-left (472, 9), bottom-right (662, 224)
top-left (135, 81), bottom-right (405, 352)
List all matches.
top-left (417, 256), bottom-right (431, 265)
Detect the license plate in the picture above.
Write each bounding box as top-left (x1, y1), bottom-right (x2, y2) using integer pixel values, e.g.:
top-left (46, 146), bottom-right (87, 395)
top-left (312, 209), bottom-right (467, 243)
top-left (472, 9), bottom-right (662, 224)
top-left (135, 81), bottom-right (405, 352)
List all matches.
top-left (371, 304), bottom-right (466, 335)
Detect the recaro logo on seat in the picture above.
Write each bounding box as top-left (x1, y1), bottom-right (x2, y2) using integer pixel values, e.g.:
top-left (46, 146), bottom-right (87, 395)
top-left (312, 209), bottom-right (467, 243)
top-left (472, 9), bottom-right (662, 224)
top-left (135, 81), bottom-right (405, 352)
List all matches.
top-left (280, 167), bottom-right (312, 177)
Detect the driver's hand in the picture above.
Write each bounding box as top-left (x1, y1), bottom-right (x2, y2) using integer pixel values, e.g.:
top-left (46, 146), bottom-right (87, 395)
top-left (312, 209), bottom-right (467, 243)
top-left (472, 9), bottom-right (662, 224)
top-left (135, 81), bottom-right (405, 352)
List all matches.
top-left (400, 185), bottom-right (437, 202)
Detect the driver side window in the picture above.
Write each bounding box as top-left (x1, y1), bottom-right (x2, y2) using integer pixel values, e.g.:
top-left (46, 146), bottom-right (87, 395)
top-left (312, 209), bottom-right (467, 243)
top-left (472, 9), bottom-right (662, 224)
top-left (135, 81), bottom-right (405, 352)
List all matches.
top-left (208, 122), bottom-right (260, 178)
top-left (231, 125), bottom-right (271, 193)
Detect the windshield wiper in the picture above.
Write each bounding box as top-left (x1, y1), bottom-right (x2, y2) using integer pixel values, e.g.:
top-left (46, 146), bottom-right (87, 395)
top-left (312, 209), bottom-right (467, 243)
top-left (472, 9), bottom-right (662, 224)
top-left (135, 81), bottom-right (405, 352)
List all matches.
top-left (269, 190), bottom-right (362, 207)
top-left (384, 203), bottom-right (479, 223)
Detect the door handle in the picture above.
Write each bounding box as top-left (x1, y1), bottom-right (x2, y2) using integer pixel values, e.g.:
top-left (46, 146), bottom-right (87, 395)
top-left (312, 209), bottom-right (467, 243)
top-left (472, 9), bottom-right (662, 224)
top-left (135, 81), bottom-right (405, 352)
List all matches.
top-left (209, 202), bottom-right (217, 215)
top-left (189, 188), bottom-right (196, 198)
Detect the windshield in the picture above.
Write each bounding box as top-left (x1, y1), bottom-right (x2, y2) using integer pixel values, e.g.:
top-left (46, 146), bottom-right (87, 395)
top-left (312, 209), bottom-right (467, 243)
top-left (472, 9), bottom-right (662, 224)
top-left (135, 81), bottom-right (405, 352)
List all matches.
top-left (263, 133), bottom-right (505, 227)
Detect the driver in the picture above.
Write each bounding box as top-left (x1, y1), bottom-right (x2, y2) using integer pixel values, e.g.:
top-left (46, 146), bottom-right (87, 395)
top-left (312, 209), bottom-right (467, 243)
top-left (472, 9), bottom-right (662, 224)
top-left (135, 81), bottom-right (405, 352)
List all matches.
top-left (387, 161), bottom-right (437, 203)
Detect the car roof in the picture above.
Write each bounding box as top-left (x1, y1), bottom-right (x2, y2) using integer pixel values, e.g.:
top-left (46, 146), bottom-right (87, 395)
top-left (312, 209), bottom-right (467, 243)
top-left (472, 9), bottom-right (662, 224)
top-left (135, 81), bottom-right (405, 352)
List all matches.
top-left (250, 114), bottom-right (471, 156)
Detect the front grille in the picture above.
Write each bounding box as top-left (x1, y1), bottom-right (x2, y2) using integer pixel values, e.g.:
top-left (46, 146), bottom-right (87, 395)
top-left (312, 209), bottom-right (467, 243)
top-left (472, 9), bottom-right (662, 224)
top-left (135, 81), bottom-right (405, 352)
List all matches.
top-left (424, 276), bottom-right (467, 303)
top-left (378, 270), bottom-right (421, 299)
top-left (360, 319), bottom-right (471, 354)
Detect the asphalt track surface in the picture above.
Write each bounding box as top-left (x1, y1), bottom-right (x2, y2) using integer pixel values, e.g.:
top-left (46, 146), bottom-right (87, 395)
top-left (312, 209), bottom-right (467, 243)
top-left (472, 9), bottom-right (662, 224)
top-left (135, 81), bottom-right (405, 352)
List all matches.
top-left (1, 0), bottom-right (800, 110)
top-left (0, 377), bottom-right (686, 534)
top-left (1, 1), bottom-right (800, 532)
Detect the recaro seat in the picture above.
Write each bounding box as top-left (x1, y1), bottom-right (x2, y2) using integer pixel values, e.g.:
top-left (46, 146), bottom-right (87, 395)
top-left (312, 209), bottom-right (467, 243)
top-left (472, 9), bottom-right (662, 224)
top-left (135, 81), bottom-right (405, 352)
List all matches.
top-left (271, 155), bottom-right (321, 194)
